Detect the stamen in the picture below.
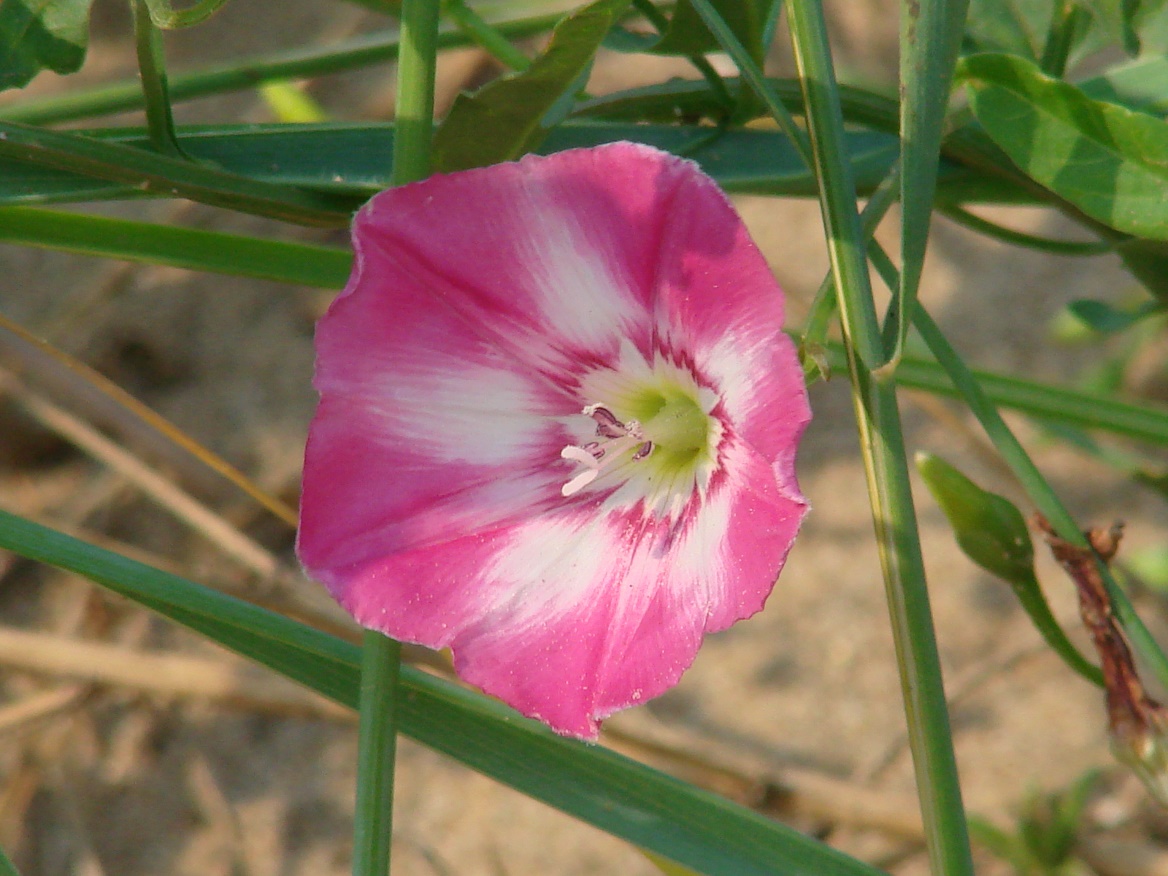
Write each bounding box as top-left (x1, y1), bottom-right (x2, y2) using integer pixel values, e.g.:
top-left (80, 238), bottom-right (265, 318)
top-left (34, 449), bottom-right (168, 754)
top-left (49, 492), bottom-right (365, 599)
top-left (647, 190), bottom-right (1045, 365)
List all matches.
top-left (560, 404), bottom-right (654, 497)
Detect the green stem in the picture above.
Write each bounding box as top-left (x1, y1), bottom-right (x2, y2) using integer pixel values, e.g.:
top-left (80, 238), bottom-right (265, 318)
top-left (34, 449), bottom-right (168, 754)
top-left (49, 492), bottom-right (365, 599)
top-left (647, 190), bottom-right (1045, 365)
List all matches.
top-left (1039, 0), bottom-right (1089, 76)
top-left (353, 632), bottom-right (404, 876)
top-left (784, 2), bottom-right (973, 874)
top-left (132, 0), bottom-right (187, 158)
top-left (938, 203), bottom-right (1113, 256)
top-left (391, 0), bottom-right (440, 186)
top-left (352, 2), bottom-right (439, 874)
top-left (443, 0), bottom-right (531, 71)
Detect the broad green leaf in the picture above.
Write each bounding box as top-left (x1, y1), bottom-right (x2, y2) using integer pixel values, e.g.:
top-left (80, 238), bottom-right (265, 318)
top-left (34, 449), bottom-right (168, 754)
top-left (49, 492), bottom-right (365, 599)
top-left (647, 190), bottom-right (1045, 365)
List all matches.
top-left (0, 510), bottom-right (883, 876)
top-left (0, 0), bottom-right (94, 90)
top-left (1078, 55), bottom-right (1168, 117)
top-left (915, 453), bottom-right (1102, 686)
top-left (432, 0), bottom-right (630, 172)
top-left (959, 52), bottom-right (1168, 240)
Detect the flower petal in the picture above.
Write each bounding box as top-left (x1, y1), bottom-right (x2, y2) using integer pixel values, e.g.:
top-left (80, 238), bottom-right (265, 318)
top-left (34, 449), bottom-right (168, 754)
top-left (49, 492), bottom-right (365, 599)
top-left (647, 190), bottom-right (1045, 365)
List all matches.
top-left (298, 251), bottom-right (573, 572)
top-left (352, 141), bottom-right (696, 369)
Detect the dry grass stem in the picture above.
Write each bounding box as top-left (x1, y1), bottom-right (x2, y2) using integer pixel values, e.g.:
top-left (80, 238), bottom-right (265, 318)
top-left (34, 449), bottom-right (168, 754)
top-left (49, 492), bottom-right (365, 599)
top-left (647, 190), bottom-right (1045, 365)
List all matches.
top-left (0, 313), bottom-right (298, 527)
top-left (7, 377), bottom-right (286, 579)
top-left (0, 685), bottom-right (89, 738)
top-left (0, 625), bottom-right (351, 721)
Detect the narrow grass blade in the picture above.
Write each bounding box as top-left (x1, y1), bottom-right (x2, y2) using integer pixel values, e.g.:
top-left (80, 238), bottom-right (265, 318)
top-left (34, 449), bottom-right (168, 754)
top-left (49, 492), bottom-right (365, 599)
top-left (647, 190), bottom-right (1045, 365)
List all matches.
top-left (0, 121), bottom-right (352, 226)
top-left (0, 510), bottom-right (883, 876)
top-left (892, 0), bottom-right (968, 365)
top-left (0, 206), bottom-right (352, 286)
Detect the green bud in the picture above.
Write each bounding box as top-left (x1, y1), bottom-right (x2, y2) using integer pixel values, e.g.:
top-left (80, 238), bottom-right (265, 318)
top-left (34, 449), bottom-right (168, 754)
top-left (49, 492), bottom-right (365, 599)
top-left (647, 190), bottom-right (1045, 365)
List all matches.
top-left (916, 452), bottom-right (1034, 585)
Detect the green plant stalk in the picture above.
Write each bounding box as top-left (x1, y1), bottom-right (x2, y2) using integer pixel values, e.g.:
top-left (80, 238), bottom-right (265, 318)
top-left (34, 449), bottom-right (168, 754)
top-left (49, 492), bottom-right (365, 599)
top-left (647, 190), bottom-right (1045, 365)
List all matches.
top-left (938, 204), bottom-right (1112, 256)
top-left (353, 631), bottom-right (402, 876)
top-left (1039, 0), bottom-right (1090, 76)
top-left (0, 4), bottom-right (567, 126)
top-left (784, 1), bottom-right (974, 874)
top-left (132, 0), bottom-right (186, 158)
top-left (352, 2), bottom-right (439, 874)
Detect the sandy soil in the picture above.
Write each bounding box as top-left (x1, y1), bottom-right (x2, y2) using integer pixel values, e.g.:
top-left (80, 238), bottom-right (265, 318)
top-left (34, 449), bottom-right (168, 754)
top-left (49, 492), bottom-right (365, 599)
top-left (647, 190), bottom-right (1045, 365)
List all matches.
top-left (2, 2), bottom-right (1167, 875)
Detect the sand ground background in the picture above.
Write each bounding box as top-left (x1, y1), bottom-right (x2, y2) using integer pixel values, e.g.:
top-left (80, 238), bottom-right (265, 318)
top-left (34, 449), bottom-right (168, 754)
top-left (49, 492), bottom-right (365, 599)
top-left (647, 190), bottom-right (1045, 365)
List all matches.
top-left (2, 1), bottom-right (1167, 874)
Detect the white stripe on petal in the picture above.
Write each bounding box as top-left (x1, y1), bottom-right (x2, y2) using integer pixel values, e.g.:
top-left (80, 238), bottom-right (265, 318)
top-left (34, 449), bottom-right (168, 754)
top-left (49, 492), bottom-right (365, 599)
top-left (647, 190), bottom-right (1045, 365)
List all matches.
top-left (485, 512), bottom-right (626, 629)
top-left (521, 205), bottom-right (642, 354)
top-left (370, 361), bottom-right (550, 467)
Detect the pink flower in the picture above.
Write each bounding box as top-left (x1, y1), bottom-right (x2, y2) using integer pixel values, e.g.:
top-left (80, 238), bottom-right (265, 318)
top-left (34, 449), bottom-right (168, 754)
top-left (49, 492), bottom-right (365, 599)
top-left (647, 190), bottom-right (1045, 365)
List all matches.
top-left (297, 142), bottom-right (810, 739)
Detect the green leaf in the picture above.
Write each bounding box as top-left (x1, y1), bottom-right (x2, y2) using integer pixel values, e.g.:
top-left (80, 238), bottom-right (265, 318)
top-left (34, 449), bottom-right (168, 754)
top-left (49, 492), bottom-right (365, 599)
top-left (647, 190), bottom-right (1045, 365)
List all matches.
top-left (1067, 298), bottom-right (1160, 334)
top-left (0, 0), bottom-right (94, 90)
top-left (1116, 237), bottom-right (1168, 304)
top-left (0, 122), bottom-right (916, 206)
top-left (1078, 55), bottom-right (1168, 117)
top-left (962, 0), bottom-right (1052, 58)
top-left (958, 52), bottom-right (1168, 241)
top-left (432, 0), bottom-right (631, 172)
top-left (0, 509), bottom-right (883, 876)
top-left (915, 453), bottom-right (1102, 686)
top-left (637, 0), bottom-right (778, 61)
